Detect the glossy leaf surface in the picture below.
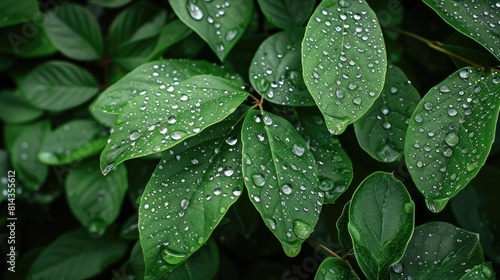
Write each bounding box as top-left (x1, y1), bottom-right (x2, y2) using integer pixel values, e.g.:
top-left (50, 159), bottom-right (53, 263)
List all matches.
top-left (257, 0), bottom-right (316, 29)
top-left (315, 257), bottom-right (360, 280)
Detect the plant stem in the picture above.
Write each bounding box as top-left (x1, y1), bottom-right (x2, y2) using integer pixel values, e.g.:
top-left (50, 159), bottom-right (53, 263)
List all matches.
top-left (307, 239), bottom-right (342, 259)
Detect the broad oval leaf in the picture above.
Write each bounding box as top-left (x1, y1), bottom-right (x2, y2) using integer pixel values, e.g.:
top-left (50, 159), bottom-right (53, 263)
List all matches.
top-left (315, 257), bottom-right (360, 280)
top-left (44, 4), bottom-right (103, 60)
top-left (348, 172), bottom-right (414, 280)
top-left (302, 0), bottom-right (387, 135)
top-left (0, 0), bottom-right (38, 28)
top-left (257, 0), bottom-right (316, 30)
top-left (249, 28), bottom-right (315, 106)
top-left (11, 120), bottom-right (50, 190)
top-left (169, 0), bottom-right (253, 61)
top-left (390, 222), bottom-right (485, 280)
top-left (38, 120), bottom-right (107, 165)
top-left (354, 65), bottom-right (420, 162)
top-left (139, 121), bottom-right (243, 278)
top-left (460, 263), bottom-right (495, 280)
top-left (65, 159), bottom-right (128, 236)
top-left (93, 60), bottom-right (243, 114)
top-left (0, 90), bottom-right (43, 123)
top-left (99, 75), bottom-right (248, 174)
top-left (19, 61), bottom-right (99, 112)
top-left (405, 67), bottom-right (500, 213)
top-left (241, 110), bottom-right (322, 257)
top-left (336, 201), bottom-right (352, 255)
top-left (423, 0), bottom-right (500, 61)
top-left (27, 228), bottom-right (128, 280)
top-left (297, 113), bottom-right (353, 203)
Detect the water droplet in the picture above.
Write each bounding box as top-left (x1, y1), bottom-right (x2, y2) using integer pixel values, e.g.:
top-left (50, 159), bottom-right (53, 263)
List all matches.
top-left (319, 178), bottom-right (333, 191)
top-left (223, 167), bottom-right (234, 177)
top-left (445, 132), bottom-right (459, 147)
top-left (256, 78), bottom-right (270, 93)
top-left (390, 86), bottom-right (398, 94)
top-left (232, 188), bottom-right (241, 196)
top-left (424, 102), bottom-right (433, 110)
top-left (439, 85), bottom-right (451, 93)
top-left (291, 144), bottom-right (305, 156)
top-left (443, 147), bottom-right (453, 157)
top-left (382, 122), bottom-right (392, 129)
top-left (172, 131), bottom-right (186, 140)
top-left (197, 237), bottom-right (205, 245)
top-left (225, 136), bottom-right (238, 146)
top-left (281, 184), bottom-right (292, 195)
top-left (293, 220), bottom-right (312, 239)
top-left (251, 173), bottom-right (266, 187)
top-left (225, 29), bottom-right (238, 41)
top-left (425, 198), bottom-right (448, 213)
top-left (448, 108), bottom-right (457, 117)
top-left (180, 198), bottom-right (189, 209)
top-left (214, 188), bottom-right (222, 196)
top-left (167, 116), bottom-right (177, 124)
top-left (414, 114), bottom-right (423, 123)
top-left (353, 97), bottom-right (362, 105)
top-left (459, 70), bottom-right (470, 79)
top-left (467, 161), bottom-right (479, 172)
top-left (88, 219), bottom-right (106, 237)
top-left (404, 202), bottom-right (414, 214)
top-left (338, 0), bottom-right (351, 8)
top-left (392, 262), bottom-right (404, 273)
top-left (482, 265), bottom-right (493, 278)
top-left (347, 223), bottom-right (361, 241)
top-left (219, 207), bottom-right (226, 213)
top-left (161, 245), bottom-right (187, 265)
top-left (129, 130), bottom-right (140, 141)
top-left (376, 144), bottom-right (400, 162)
top-left (263, 115), bottom-right (273, 125)
top-left (186, 2), bottom-right (203, 20)
top-left (266, 218), bottom-right (276, 230)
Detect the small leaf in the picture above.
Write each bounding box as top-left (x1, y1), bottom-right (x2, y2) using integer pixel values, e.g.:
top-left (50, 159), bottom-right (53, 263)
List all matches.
top-left (348, 172), bottom-right (414, 280)
top-left (460, 263), bottom-right (495, 280)
top-left (66, 159), bottom-right (128, 236)
top-left (93, 59), bottom-right (243, 114)
top-left (148, 20), bottom-right (193, 61)
top-left (38, 120), bottom-right (107, 165)
top-left (423, 0), bottom-right (500, 60)
top-left (100, 75), bottom-right (248, 174)
top-left (405, 67), bottom-right (500, 213)
top-left (302, 0), bottom-right (387, 134)
top-left (315, 257), bottom-right (360, 280)
top-left (249, 28), bottom-right (315, 106)
top-left (139, 121), bottom-right (243, 278)
top-left (241, 110), bottom-right (322, 257)
top-left (0, 90), bottom-right (43, 123)
top-left (297, 113), bottom-right (353, 203)
top-left (11, 120), bottom-right (50, 190)
top-left (167, 238), bottom-right (220, 279)
top-left (43, 4), bottom-right (103, 60)
top-left (257, 0), bottom-right (316, 29)
top-left (19, 61), bottom-right (99, 112)
top-left (336, 201), bottom-right (352, 256)
top-left (169, 0), bottom-right (253, 61)
top-left (354, 65), bottom-right (420, 162)
top-left (390, 222), bottom-right (485, 279)
top-left (0, 0), bottom-right (38, 28)
top-left (27, 228), bottom-right (128, 280)
top-left (0, 22), bottom-right (57, 58)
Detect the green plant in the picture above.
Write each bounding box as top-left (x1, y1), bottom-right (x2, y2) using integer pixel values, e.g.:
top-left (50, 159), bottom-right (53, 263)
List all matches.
top-left (1, 0), bottom-right (499, 279)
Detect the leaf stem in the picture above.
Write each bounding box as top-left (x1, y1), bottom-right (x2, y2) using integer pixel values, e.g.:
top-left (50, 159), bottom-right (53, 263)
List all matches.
top-left (383, 26), bottom-right (500, 73)
top-left (307, 239), bottom-right (342, 259)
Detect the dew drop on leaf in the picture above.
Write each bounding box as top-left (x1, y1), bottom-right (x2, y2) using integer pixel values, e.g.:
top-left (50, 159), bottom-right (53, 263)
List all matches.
top-left (404, 202), bottom-right (414, 214)
top-left (293, 220), bottom-right (312, 240)
top-left (186, 2), bottom-right (203, 21)
top-left (291, 144), bottom-right (305, 156)
top-left (445, 132), bottom-right (459, 147)
top-left (160, 245), bottom-right (187, 265)
top-left (392, 262), bottom-right (404, 273)
top-left (129, 130), bottom-right (140, 141)
top-left (281, 184), bottom-right (292, 195)
top-left (251, 173), bottom-right (266, 187)
top-left (319, 177), bottom-right (334, 191)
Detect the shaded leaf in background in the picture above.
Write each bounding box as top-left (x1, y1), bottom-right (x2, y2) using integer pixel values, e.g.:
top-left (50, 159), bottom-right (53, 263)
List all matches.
top-left (89, 0), bottom-right (132, 8)
top-left (443, 32), bottom-right (500, 70)
top-left (0, 90), bottom-right (43, 123)
top-left (354, 65), bottom-right (420, 163)
top-left (391, 222), bottom-right (485, 279)
top-left (0, 0), bottom-right (38, 28)
top-left (241, 110), bottom-right (322, 257)
top-left (19, 61), bottom-right (99, 112)
top-left (348, 172), bottom-right (414, 280)
top-left (44, 4), bottom-right (103, 60)
top-left (169, 0), bottom-right (253, 61)
top-left (315, 257), bottom-right (360, 280)
top-left (302, 0), bottom-right (387, 134)
top-left (167, 238), bottom-right (220, 279)
top-left (257, 0), bottom-right (316, 30)
top-left (405, 67), bottom-right (500, 213)
top-left (336, 201), bottom-right (352, 256)
top-left (0, 22), bottom-right (56, 58)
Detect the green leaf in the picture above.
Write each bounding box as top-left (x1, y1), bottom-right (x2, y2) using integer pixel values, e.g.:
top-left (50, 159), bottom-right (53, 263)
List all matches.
top-left (0, 0), bottom-right (38, 28)
top-left (257, 0), bottom-right (316, 30)
top-left (390, 222), bottom-right (485, 279)
top-left (43, 4), bottom-right (103, 60)
top-left (120, 214), bottom-right (139, 240)
top-left (130, 241), bottom-right (145, 279)
top-left (167, 238), bottom-right (220, 279)
top-left (348, 172), bottom-right (414, 280)
top-left (148, 20), bottom-right (193, 61)
top-left (423, 0), bottom-right (500, 61)
top-left (302, 0), bottom-right (387, 135)
top-left (0, 90), bottom-right (43, 123)
top-left (38, 120), bottom-right (107, 165)
top-left (336, 201), bottom-right (352, 256)
top-left (169, 0), bottom-right (253, 61)
top-left (19, 61), bottom-right (99, 112)
top-left (100, 74), bottom-right (248, 174)
top-left (404, 67), bottom-right (500, 213)
top-left (249, 28), bottom-right (315, 106)
top-left (297, 113), bottom-right (353, 203)
top-left (354, 65), bottom-right (420, 162)
top-left (241, 110), bottom-right (322, 257)
top-left (460, 263), bottom-right (495, 280)
top-left (315, 257), bottom-right (360, 280)
top-left (66, 159), bottom-right (128, 236)
top-left (27, 228), bottom-right (128, 280)
top-left (139, 121), bottom-right (243, 278)
top-left (11, 120), bottom-right (50, 190)
top-left (0, 22), bottom-right (57, 58)
top-left (93, 59), bottom-right (243, 114)
top-left (89, 0), bottom-right (132, 8)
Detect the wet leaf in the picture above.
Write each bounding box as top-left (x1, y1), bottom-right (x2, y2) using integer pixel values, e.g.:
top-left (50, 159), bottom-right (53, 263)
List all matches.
top-left (38, 120), bottom-right (107, 165)
top-left (43, 4), bottom-right (103, 60)
top-left (390, 222), bottom-right (485, 280)
top-left (354, 65), bottom-right (420, 162)
top-left (139, 121), bottom-right (243, 278)
top-left (405, 67), bottom-right (500, 213)
top-left (257, 0), bottom-right (316, 30)
top-left (241, 110), bottom-right (322, 257)
top-left (297, 113), bottom-right (353, 203)
top-left (302, 0), bottom-right (387, 134)
top-left (315, 257), bottom-right (360, 280)
top-left (65, 159), bottom-right (128, 237)
top-left (19, 61), bottom-right (99, 112)
top-left (349, 172), bottom-right (414, 280)
top-left (460, 263), bottom-right (495, 280)
top-left (93, 59), bottom-right (243, 114)
top-left (169, 0), bottom-right (253, 61)
top-left (0, 90), bottom-right (43, 123)
top-left (99, 74), bottom-right (248, 174)
top-left (423, 0), bottom-right (500, 60)
top-left (336, 201), bottom-right (352, 255)
top-left (249, 28), bottom-right (315, 106)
